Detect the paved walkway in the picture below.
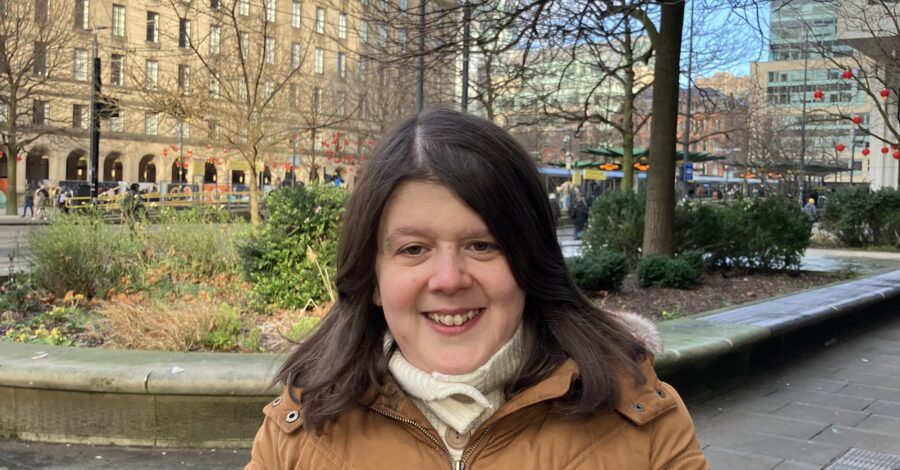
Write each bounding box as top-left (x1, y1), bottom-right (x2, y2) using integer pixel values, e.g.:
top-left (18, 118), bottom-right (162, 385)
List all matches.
top-left (691, 310), bottom-right (900, 469)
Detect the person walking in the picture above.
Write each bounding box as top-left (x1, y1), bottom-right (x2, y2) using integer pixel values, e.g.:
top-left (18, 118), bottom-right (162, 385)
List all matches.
top-left (802, 197), bottom-right (817, 222)
top-left (570, 195), bottom-right (589, 240)
top-left (21, 183), bottom-right (34, 218)
top-left (33, 184), bottom-right (48, 221)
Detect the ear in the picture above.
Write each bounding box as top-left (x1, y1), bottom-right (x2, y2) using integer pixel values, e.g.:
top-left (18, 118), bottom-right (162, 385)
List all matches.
top-left (372, 285), bottom-right (382, 306)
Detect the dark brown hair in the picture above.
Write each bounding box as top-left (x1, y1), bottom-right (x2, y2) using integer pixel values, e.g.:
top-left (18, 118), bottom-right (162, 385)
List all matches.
top-left (276, 108), bottom-right (646, 432)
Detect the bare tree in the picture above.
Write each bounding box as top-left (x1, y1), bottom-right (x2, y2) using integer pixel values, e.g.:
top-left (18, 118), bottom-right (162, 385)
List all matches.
top-left (0, 0), bottom-right (78, 214)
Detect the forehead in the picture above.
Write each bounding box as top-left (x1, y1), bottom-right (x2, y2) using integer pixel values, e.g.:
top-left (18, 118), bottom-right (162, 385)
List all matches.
top-left (378, 180), bottom-right (490, 236)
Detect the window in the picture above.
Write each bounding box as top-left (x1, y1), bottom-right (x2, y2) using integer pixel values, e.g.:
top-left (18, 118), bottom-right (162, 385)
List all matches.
top-left (209, 25), bottom-right (220, 55)
top-left (33, 42), bottom-right (47, 76)
top-left (265, 0), bottom-right (275, 22)
top-left (146, 12), bottom-right (159, 42)
top-left (238, 0), bottom-right (249, 15)
top-left (144, 113), bottom-right (159, 135)
top-left (291, 42), bottom-right (301, 69)
top-left (359, 20), bottom-right (368, 43)
top-left (313, 87), bottom-right (322, 113)
top-left (35, 0), bottom-right (48, 22)
top-left (179, 19), bottom-right (191, 48)
top-left (239, 31), bottom-right (249, 57)
top-left (144, 59), bottom-right (158, 90)
top-left (314, 48), bottom-right (323, 74)
top-left (315, 7), bottom-right (324, 34)
top-left (173, 122), bottom-right (189, 138)
top-left (335, 91), bottom-right (344, 115)
top-left (110, 54), bottom-right (124, 86)
top-left (289, 84), bottom-right (299, 107)
top-left (72, 104), bottom-right (88, 129)
top-left (109, 114), bottom-right (123, 132)
top-left (337, 52), bottom-right (345, 79)
top-left (264, 80), bottom-right (274, 100)
top-left (399, 0), bottom-right (406, 14)
top-left (210, 0), bottom-right (219, 8)
top-left (75, 0), bottom-right (89, 29)
top-left (178, 64), bottom-right (191, 92)
top-left (358, 56), bottom-right (367, 79)
top-left (208, 73), bottom-right (220, 98)
top-left (378, 0), bottom-right (386, 11)
top-left (265, 37), bottom-right (275, 64)
top-left (292, 0), bottom-right (301, 28)
top-left (73, 49), bottom-right (88, 81)
top-left (338, 13), bottom-right (347, 39)
top-left (32, 100), bottom-right (47, 125)
top-left (112, 4), bottom-right (125, 37)
top-left (238, 79), bottom-right (247, 101)
top-left (378, 23), bottom-right (387, 47)
top-left (398, 29), bottom-right (406, 51)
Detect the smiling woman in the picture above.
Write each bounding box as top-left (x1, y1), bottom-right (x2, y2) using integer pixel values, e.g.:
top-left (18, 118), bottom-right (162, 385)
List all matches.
top-left (246, 109), bottom-right (709, 470)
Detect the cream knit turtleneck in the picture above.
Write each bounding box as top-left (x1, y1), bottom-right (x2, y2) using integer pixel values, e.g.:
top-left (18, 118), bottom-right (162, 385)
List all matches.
top-left (386, 324), bottom-right (524, 459)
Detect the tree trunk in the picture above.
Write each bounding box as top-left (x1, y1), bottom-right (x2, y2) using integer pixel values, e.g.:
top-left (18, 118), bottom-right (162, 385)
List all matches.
top-left (621, 59), bottom-right (636, 192)
top-left (5, 140), bottom-right (18, 216)
top-left (642, 1), bottom-right (685, 256)
top-left (249, 159), bottom-right (260, 226)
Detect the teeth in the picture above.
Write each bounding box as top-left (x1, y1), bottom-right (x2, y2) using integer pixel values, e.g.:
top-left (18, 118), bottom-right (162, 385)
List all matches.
top-left (426, 309), bottom-right (481, 326)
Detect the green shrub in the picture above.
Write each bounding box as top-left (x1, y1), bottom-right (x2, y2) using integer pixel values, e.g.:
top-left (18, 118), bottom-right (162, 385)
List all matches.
top-left (566, 250), bottom-right (628, 292)
top-left (200, 304), bottom-right (261, 351)
top-left (822, 187), bottom-right (900, 248)
top-left (674, 203), bottom-right (725, 256)
top-left (285, 316), bottom-right (322, 342)
top-left (239, 184), bottom-right (348, 310)
top-left (584, 191), bottom-right (644, 266)
top-left (637, 255), bottom-right (702, 289)
top-left (28, 212), bottom-right (143, 298)
top-left (676, 250), bottom-right (706, 274)
top-left (715, 196), bottom-right (812, 271)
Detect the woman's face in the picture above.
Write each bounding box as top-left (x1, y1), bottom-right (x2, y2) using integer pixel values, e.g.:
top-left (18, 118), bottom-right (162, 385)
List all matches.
top-left (374, 180), bottom-right (526, 375)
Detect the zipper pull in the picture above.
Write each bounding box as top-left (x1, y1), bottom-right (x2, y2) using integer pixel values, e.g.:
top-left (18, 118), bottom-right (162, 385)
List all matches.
top-left (452, 461), bottom-right (465, 470)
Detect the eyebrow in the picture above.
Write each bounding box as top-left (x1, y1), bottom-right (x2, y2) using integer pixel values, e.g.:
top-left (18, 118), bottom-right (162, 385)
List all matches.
top-left (382, 227), bottom-right (494, 248)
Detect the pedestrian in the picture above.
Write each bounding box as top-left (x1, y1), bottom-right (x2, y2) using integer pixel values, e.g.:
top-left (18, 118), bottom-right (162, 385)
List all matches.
top-left (246, 109), bottom-right (708, 469)
top-left (56, 186), bottom-right (69, 214)
top-left (33, 184), bottom-right (48, 221)
top-left (548, 192), bottom-right (561, 226)
top-left (803, 197), bottom-right (817, 222)
top-left (22, 183), bottom-right (34, 218)
top-left (570, 195), bottom-right (589, 240)
top-left (332, 169), bottom-right (344, 188)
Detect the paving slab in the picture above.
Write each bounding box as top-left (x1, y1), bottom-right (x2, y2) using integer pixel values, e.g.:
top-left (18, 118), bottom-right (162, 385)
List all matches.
top-left (702, 446), bottom-right (783, 470)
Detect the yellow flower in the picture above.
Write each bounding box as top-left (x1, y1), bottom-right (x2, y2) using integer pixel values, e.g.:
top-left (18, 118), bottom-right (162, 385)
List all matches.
top-left (17, 334), bottom-right (26, 343)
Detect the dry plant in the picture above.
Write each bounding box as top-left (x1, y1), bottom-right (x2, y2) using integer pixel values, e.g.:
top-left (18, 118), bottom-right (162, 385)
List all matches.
top-left (92, 300), bottom-right (218, 352)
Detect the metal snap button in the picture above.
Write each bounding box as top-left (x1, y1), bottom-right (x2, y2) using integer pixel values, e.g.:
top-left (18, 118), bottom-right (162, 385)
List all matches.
top-left (444, 428), bottom-right (469, 450)
top-left (272, 397), bottom-right (282, 407)
top-left (632, 403), bottom-right (645, 413)
top-left (285, 410), bottom-right (300, 423)
top-left (450, 394), bottom-right (475, 404)
top-left (655, 389), bottom-right (667, 399)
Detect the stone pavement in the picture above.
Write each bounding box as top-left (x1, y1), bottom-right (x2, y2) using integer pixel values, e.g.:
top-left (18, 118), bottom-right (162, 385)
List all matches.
top-left (0, 440), bottom-right (249, 469)
top-left (691, 309), bottom-right (900, 469)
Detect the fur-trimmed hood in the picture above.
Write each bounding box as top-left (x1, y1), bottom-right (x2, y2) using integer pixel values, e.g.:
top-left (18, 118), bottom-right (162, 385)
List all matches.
top-left (610, 310), bottom-right (664, 357)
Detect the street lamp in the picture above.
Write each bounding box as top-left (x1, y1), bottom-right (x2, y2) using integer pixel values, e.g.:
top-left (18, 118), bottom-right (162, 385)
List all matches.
top-left (89, 26), bottom-right (109, 203)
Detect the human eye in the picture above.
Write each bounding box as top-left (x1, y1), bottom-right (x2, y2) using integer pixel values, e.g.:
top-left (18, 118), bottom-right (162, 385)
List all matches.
top-left (399, 244), bottom-right (426, 256)
top-left (468, 241), bottom-right (499, 253)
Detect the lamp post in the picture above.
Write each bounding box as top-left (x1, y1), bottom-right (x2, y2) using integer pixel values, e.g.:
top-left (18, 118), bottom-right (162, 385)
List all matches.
top-left (416, 0), bottom-right (426, 112)
top-left (89, 26), bottom-right (109, 203)
top-left (798, 28), bottom-right (810, 204)
top-left (290, 128), bottom-right (299, 187)
top-left (680, 0), bottom-right (695, 197)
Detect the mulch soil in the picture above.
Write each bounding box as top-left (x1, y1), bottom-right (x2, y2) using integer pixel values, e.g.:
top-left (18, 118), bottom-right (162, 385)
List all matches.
top-left (593, 271), bottom-right (844, 322)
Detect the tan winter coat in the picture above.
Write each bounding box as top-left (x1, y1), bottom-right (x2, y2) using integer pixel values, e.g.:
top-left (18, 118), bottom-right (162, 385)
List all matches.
top-left (246, 341), bottom-right (708, 469)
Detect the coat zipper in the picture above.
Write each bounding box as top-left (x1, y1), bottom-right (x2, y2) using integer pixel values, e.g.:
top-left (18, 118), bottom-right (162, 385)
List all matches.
top-left (370, 406), bottom-right (493, 470)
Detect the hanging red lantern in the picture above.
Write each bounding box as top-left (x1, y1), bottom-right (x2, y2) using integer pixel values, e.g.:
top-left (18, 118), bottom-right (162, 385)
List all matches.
top-left (862, 148), bottom-right (871, 156)
top-left (881, 89), bottom-right (891, 100)
top-left (882, 147), bottom-right (890, 154)
top-left (893, 151), bottom-right (900, 160)
top-left (852, 115), bottom-right (862, 125)
top-left (842, 70), bottom-right (853, 80)
top-left (16, 155), bottom-right (22, 161)
top-left (163, 149), bottom-right (169, 157)
top-left (206, 143), bottom-right (213, 150)
top-left (836, 143), bottom-right (845, 152)
top-left (813, 90), bottom-right (824, 101)
top-left (183, 161), bottom-right (190, 169)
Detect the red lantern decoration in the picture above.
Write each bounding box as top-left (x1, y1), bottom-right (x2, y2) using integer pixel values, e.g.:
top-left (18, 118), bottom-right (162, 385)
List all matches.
top-left (842, 70), bottom-right (853, 80)
top-left (813, 90), bottom-right (824, 101)
top-left (183, 161), bottom-right (189, 169)
top-left (163, 149), bottom-right (169, 157)
top-left (16, 155), bottom-right (22, 161)
top-left (852, 115), bottom-right (863, 125)
top-left (862, 148), bottom-right (871, 156)
top-left (206, 143), bottom-right (212, 150)
top-left (881, 89), bottom-right (891, 100)
top-left (893, 151), bottom-right (900, 160)
top-left (882, 147), bottom-right (890, 154)
top-left (836, 144), bottom-right (845, 152)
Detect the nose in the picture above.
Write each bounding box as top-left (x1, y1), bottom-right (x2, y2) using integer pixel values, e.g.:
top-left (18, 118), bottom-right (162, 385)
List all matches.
top-left (427, 249), bottom-right (472, 294)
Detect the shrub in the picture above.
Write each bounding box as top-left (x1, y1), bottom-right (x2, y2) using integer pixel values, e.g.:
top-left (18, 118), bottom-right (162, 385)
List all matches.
top-left (637, 255), bottom-right (702, 289)
top-left (28, 211), bottom-right (143, 298)
top-left (822, 187), bottom-right (900, 248)
top-left (715, 196), bottom-right (812, 271)
top-left (674, 203), bottom-right (724, 256)
top-left (583, 191), bottom-right (644, 266)
top-left (566, 250), bottom-right (628, 292)
top-left (239, 184), bottom-right (347, 310)
top-left (285, 316), bottom-right (322, 342)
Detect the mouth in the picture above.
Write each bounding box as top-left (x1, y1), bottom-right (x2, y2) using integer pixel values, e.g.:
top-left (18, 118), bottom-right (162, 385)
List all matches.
top-left (423, 308), bottom-right (484, 327)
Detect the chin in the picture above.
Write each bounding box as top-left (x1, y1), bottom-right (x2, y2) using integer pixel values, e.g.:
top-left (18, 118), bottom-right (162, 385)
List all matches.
top-left (431, 354), bottom-right (484, 375)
